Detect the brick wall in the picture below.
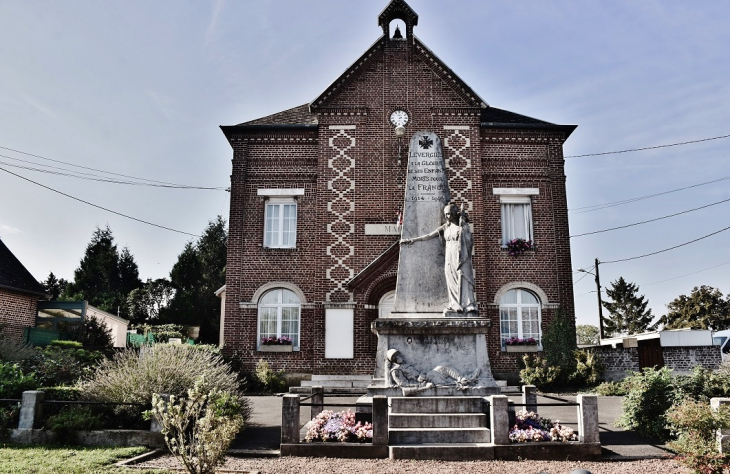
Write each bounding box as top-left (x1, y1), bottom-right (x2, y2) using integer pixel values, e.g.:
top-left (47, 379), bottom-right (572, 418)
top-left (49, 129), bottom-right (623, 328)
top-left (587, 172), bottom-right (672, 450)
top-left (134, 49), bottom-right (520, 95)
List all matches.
top-left (664, 346), bottom-right (721, 373)
top-left (0, 288), bottom-right (37, 341)
top-left (594, 347), bottom-right (640, 381)
top-left (222, 35), bottom-right (575, 379)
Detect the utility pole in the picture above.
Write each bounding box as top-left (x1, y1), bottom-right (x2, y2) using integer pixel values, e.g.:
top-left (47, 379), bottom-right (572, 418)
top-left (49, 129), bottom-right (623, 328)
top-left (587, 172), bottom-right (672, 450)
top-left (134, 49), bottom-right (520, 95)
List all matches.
top-left (594, 258), bottom-right (605, 339)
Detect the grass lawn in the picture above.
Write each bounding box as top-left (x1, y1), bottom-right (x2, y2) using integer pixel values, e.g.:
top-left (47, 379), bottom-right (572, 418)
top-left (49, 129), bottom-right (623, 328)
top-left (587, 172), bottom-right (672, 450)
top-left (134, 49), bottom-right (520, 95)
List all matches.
top-left (0, 444), bottom-right (175, 474)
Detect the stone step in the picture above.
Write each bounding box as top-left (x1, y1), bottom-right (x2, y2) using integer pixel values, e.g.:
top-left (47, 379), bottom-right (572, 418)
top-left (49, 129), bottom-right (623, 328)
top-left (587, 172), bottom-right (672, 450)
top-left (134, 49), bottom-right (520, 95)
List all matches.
top-left (388, 427), bottom-right (491, 444)
top-left (300, 380), bottom-right (359, 388)
top-left (288, 386), bottom-right (366, 395)
top-left (389, 443), bottom-right (494, 461)
top-left (311, 375), bottom-right (372, 381)
top-left (389, 396), bottom-right (484, 414)
top-left (389, 413), bottom-right (486, 429)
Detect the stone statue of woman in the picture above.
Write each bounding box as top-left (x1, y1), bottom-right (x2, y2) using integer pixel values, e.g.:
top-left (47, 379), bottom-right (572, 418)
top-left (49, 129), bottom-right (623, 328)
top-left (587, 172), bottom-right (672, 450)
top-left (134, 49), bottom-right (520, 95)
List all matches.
top-left (400, 203), bottom-right (477, 316)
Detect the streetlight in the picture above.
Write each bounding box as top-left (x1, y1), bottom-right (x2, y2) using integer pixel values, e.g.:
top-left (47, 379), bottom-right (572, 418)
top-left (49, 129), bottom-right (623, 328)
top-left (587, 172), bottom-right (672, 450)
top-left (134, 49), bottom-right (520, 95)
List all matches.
top-left (577, 258), bottom-right (605, 340)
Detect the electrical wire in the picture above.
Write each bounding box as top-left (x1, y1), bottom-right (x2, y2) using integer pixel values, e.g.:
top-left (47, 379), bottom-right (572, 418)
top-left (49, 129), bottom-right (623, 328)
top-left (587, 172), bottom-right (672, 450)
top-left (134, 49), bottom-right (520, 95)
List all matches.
top-left (570, 197), bottom-right (730, 238)
top-left (641, 260), bottom-right (730, 287)
top-left (569, 174), bottom-right (730, 214)
top-left (603, 224), bottom-right (730, 264)
top-left (0, 166), bottom-right (199, 237)
top-left (565, 133), bottom-right (730, 158)
top-left (573, 270), bottom-right (593, 285)
top-left (0, 145), bottom-right (227, 190)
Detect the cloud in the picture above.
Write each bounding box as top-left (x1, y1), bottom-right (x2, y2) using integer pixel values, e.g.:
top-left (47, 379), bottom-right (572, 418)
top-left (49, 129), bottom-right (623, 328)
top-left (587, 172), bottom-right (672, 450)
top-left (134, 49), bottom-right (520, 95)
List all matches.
top-left (204, 0), bottom-right (225, 49)
top-left (0, 224), bottom-right (21, 235)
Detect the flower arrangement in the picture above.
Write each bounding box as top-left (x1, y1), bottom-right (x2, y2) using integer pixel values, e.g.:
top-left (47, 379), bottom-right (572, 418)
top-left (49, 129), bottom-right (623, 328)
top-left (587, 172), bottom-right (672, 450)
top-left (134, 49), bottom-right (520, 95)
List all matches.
top-left (260, 336), bottom-right (292, 346)
top-left (505, 337), bottom-right (538, 346)
top-left (304, 409), bottom-right (373, 443)
top-left (509, 410), bottom-right (578, 443)
top-left (506, 238), bottom-right (533, 256)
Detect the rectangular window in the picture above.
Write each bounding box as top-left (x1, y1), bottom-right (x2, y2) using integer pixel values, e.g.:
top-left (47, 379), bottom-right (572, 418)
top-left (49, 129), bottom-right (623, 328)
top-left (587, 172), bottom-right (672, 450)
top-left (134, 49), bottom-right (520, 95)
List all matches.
top-left (500, 197), bottom-right (533, 246)
top-left (264, 199), bottom-right (297, 248)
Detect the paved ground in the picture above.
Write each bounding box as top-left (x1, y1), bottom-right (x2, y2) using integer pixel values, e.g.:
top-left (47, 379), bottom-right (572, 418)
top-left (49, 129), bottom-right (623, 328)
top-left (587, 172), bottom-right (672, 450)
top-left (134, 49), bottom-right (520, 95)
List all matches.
top-left (231, 393), bottom-right (673, 459)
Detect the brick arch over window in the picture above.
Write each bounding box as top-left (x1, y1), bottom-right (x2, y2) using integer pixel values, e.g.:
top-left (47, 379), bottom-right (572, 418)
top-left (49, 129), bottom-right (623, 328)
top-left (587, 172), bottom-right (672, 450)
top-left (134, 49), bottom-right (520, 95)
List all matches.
top-left (364, 271), bottom-right (398, 306)
top-left (493, 281), bottom-right (549, 306)
top-left (251, 281), bottom-right (307, 304)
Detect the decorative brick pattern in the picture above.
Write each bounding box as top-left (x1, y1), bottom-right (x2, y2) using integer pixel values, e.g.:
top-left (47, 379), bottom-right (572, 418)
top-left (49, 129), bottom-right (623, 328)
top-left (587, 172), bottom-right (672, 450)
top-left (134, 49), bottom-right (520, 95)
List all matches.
top-left (326, 125), bottom-right (357, 302)
top-left (443, 125), bottom-right (473, 212)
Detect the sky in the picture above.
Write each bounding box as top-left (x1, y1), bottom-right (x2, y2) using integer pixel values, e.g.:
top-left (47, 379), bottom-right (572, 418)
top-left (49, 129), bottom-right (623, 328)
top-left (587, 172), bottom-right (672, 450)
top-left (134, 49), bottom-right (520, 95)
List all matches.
top-left (1, 0), bottom-right (729, 328)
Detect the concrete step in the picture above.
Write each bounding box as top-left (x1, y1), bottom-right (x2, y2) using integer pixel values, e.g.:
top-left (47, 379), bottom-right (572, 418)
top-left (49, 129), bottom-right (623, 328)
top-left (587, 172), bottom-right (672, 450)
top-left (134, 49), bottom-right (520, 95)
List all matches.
top-left (311, 375), bottom-right (372, 381)
top-left (288, 386), bottom-right (366, 395)
top-left (389, 413), bottom-right (486, 429)
top-left (388, 427), bottom-right (491, 444)
top-left (389, 443), bottom-right (494, 461)
top-left (390, 396), bottom-right (484, 414)
top-left (300, 380), bottom-right (357, 388)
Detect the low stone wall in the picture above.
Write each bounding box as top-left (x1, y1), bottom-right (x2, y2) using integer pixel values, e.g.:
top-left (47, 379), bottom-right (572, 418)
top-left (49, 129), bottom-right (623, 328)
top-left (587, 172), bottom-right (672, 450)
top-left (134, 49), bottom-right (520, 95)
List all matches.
top-left (593, 347), bottom-right (639, 381)
top-left (11, 429), bottom-right (165, 448)
top-left (664, 346), bottom-right (721, 374)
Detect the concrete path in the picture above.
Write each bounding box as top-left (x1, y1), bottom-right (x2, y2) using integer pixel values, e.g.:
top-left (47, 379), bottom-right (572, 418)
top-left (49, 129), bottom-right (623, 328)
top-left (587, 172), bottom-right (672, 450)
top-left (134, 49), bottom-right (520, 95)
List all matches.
top-left (231, 394), bottom-right (673, 459)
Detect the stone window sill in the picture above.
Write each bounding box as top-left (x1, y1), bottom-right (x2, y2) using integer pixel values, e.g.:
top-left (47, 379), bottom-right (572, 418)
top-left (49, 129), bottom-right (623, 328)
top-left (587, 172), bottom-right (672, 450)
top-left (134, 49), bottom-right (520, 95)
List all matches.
top-left (503, 345), bottom-right (542, 353)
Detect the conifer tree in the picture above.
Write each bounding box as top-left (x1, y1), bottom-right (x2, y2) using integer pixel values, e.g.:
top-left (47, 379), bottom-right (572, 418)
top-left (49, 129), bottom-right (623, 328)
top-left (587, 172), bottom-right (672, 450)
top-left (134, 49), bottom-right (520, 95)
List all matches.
top-left (602, 277), bottom-right (655, 336)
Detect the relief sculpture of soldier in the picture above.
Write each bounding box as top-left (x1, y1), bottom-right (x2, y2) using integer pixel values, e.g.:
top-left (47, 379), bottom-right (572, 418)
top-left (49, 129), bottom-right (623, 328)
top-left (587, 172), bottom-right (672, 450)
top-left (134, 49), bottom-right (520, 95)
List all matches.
top-left (386, 349), bottom-right (480, 396)
top-left (400, 202), bottom-right (477, 316)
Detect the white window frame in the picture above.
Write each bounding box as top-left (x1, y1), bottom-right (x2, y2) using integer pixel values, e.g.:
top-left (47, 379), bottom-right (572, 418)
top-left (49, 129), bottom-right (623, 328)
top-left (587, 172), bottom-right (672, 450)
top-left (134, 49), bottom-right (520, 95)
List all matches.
top-left (499, 288), bottom-right (542, 348)
top-left (257, 288), bottom-right (301, 350)
top-left (494, 188), bottom-right (538, 246)
top-left (257, 189), bottom-right (304, 249)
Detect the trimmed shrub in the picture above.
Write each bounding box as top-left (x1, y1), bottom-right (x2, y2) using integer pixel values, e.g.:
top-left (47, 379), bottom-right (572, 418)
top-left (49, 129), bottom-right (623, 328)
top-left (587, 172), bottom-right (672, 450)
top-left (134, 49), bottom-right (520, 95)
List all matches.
top-left (81, 345), bottom-right (250, 425)
top-left (519, 355), bottom-right (561, 391)
top-left (542, 308), bottom-right (577, 382)
top-left (616, 367), bottom-right (675, 441)
top-left (667, 399), bottom-right (730, 474)
top-left (150, 379), bottom-right (245, 474)
top-left (594, 381), bottom-right (627, 396)
top-left (46, 405), bottom-right (105, 437)
top-left (253, 359), bottom-right (285, 394)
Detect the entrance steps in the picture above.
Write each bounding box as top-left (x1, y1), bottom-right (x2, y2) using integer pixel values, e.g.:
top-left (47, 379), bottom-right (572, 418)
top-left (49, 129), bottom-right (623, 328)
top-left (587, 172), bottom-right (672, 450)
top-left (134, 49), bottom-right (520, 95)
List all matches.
top-left (289, 375), bottom-right (371, 394)
top-left (387, 396), bottom-right (492, 460)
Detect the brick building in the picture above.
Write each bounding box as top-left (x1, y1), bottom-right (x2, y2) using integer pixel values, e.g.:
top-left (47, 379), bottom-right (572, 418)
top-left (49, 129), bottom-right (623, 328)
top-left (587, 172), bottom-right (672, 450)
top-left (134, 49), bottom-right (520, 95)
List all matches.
top-left (0, 238), bottom-right (45, 340)
top-left (220, 0), bottom-right (576, 381)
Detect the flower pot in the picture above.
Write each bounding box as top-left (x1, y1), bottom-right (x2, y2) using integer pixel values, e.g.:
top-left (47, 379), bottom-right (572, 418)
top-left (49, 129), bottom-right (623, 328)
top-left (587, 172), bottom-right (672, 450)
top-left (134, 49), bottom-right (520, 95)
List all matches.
top-left (258, 345), bottom-right (293, 353)
top-left (505, 345), bottom-right (540, 353)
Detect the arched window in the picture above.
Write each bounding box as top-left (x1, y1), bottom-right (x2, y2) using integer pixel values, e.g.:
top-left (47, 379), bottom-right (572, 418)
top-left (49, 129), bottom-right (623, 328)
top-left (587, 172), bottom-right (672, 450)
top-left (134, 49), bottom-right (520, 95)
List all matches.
top-left (258, 288), bottom-right (300, 349)
top-left (379, 290), bottom-right (396, 319)
top-left (499, 289), bottom-right (541, 347)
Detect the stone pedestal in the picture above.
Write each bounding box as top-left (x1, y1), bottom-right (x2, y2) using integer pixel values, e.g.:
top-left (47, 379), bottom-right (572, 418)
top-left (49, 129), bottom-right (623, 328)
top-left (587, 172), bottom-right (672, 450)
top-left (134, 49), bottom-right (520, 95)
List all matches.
top-left (367, 317), bottom-right (499, 396)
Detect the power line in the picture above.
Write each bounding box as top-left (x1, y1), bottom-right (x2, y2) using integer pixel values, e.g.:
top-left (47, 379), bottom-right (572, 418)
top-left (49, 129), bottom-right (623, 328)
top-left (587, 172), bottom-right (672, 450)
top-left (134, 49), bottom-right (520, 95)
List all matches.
top-left (573, 268), bottom-right (593, 285)
top-left (569, 174), bottom-right (730, 214)
top-left (565, 133), bottom-right (730, 158)
top-left (0, 157), bottom-right (227, 190)
top-left (0, 145), bottom-right (227, 190)
top-left (603, 224), bottom-right (730, 264)
top-left (641, 260), bottom-right (730, 287)
top-left (0, 166), bottom-right (199, 237)
top-left (570, 197), bottom-right (730, 238)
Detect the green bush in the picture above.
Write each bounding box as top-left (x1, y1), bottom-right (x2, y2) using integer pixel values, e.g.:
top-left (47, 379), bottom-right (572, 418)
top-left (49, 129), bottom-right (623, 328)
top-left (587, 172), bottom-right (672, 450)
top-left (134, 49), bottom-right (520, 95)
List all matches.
top-left (39, 386), bottom-right (84, 401)
top-left (23, 346), bottom-right (101, 388)
top-left (0, 335), bottom-right (37, 363)
top-left (570, 349), bottom-right (604, 387)
top-left (253, 359), bottom-right (285, 394)
top-left (0, 361), bottom-right (37, 398)
top-left (542, 308), bottom-right (577, 383)
top-left (594, 381), bottom-right (627, 396)
top-left (46, 405), bottom-right (105, 437)
top-left (519, 355), bottom-right (561, 391)
top-left (81, 345), bottom-right (251, 426)
top-left (49, 340), bottom-right (83, 350)
top-left (150, 379), bottom-right (245, 474)
top-left (666, 399), bottom-right (730, 474)
top-left (673, 367), bottom-right (730, 403)
top-left (0, 405), bottom-right (20, 442)
top-left (132, 324), bottom-right (188, 344)
top-left (68, 316), bottom-right (113, 349)
top-left (616, 367), bottom-right (675, 441)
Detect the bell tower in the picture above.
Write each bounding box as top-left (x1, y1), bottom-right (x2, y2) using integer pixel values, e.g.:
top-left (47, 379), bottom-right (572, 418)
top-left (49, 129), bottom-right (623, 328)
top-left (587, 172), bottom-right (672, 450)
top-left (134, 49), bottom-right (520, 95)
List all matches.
top-left (378, 0), bottom-right (419, 42)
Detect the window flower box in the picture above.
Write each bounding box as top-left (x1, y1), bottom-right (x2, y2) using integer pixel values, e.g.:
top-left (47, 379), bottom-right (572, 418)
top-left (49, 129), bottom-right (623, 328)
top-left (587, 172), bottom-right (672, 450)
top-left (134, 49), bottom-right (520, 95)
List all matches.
top-left (258, 345), bottom-right (294, 353)
top-left (505, 345), bottom-right (541, 353)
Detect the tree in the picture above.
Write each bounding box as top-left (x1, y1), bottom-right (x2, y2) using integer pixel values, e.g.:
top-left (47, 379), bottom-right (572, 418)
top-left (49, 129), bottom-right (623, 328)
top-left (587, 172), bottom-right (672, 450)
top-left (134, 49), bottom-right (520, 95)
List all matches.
top-left (542, 308), bottom-right (577, 381)
top-left (161, 217), bottom-right (227, 344)
top-left (658, 285), bottom-right (730, 330)
top-left (602, 277), bottom-right (655, 337)
top-left (42, 272), bottom-right (68, 300)
top-left (63, 226), bottom-right (142, 319)
top-left (127, 278), bottom-right (175, 324)
top-left (576, 324), bottom-right (600, 345)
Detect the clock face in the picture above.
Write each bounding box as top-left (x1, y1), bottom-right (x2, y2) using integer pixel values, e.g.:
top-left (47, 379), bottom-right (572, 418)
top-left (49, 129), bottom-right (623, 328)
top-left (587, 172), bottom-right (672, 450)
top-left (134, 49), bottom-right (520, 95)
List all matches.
top-left (390, 110), bottom-right (409, 127)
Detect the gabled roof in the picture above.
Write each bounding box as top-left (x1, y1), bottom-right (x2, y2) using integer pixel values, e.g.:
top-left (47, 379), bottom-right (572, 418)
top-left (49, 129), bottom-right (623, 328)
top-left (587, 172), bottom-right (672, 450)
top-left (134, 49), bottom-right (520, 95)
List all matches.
top-left (481, 106), bottom-right (577, 136)
top-left (378, 0), bottom-right (418, 32)
top-left (238, 104), bottom-right (317, 126)
top-left (0, 239), bottom-right (45, 296)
